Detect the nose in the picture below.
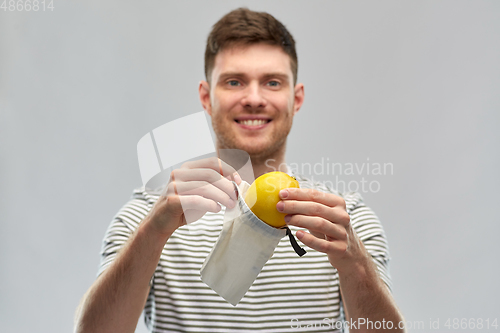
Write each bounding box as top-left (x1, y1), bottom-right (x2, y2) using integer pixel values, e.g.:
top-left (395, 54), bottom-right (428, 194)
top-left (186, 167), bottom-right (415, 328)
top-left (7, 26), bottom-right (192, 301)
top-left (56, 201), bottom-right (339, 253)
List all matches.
top-left (241, 82), bottom-right (267, 109)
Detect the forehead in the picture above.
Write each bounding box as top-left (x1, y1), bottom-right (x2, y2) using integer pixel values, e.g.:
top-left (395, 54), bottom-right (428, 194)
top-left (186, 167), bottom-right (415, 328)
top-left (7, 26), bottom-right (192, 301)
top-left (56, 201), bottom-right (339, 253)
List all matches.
top-left (211, 43), bottom-right (293, 80)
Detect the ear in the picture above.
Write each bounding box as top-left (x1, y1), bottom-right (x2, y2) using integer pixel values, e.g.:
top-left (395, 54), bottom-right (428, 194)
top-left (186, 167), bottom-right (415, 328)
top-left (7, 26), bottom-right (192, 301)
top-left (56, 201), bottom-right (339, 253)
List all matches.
top-left (292, 83), bottom-right (305, 115)
top-left (199, 80), bottom-right (212, 116)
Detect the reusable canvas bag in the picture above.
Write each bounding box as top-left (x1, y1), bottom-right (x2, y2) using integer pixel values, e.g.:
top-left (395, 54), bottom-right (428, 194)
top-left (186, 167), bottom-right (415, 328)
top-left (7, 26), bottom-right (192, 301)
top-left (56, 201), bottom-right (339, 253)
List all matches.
top-left (200, 180), bottom-right (306, 306)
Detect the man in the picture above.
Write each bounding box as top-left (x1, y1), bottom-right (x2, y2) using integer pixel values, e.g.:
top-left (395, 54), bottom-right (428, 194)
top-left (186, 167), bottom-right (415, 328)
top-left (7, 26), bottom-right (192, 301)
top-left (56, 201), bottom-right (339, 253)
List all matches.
top-left (75, 8), bottom-right (405, 333)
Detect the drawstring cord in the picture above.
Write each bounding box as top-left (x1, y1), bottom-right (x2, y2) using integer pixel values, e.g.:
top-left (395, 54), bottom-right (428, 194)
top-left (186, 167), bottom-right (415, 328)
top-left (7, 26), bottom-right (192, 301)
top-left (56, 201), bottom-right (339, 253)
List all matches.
top-left (285, 227), bottom-right (306, 257)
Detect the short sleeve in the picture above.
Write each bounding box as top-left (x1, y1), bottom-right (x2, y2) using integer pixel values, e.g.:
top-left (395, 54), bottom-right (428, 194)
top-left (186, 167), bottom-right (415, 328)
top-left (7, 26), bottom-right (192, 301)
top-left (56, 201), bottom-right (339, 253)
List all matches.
top-left (97, 188), bottom-right (153, 278)
top-left (344, 192), bottom-right (393, 292)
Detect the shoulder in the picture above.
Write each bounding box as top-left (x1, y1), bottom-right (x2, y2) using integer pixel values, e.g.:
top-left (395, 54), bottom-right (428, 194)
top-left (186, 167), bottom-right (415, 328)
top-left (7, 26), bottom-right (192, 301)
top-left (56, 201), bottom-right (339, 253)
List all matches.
top-left (131, 186), bottom-right (161, 205)
top-left (108, 186), bottom-right (161, 232)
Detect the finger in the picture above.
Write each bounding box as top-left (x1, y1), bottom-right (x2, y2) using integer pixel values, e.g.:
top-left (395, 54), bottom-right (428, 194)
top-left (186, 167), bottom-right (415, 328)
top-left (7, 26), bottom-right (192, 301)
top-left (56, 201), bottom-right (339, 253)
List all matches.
top-left (277, 200), bottom-right (351, 227)
top-left (296, 230), bottom-right (348, 256)
top-left (279, 188), bottom-right (345, 209)
top-left (171, 168), bottom-right (238, 201)
top-left (182, 157), bottom-right (241, 183)
top-left (179, 195), bottom-right (222, 214)
top-left (286, 215), bottom-right (347, 241)
top-left (170, 171), bottom-right (178, 195)
top-left (168, 181), bottom-right (236, 209)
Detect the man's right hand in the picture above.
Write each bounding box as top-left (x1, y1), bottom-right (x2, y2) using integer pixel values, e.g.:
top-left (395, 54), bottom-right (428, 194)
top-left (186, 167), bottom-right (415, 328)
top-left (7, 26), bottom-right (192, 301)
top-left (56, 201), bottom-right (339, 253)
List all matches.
top-left (144, 157), bottom-right (242, 237)
top-left (74, 157), bottom-right (242, 333)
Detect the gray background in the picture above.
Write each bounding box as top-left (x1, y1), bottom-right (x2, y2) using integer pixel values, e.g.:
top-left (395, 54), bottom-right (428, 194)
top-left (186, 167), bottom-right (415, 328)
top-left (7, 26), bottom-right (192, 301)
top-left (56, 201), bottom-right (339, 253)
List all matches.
top-left (1, 1), bottom-right (499, 332)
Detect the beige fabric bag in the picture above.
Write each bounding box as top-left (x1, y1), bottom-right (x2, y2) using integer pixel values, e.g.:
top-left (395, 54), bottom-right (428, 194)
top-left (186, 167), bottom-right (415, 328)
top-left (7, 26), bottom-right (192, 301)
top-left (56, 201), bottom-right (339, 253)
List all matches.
top-left (200, 181), bottom-right (305, 306)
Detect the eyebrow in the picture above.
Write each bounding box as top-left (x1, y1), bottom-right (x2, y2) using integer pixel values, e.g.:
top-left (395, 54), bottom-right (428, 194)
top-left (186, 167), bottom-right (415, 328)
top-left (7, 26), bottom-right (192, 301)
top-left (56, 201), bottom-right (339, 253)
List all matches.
top-left (218, 72), bottom-right (290, 82)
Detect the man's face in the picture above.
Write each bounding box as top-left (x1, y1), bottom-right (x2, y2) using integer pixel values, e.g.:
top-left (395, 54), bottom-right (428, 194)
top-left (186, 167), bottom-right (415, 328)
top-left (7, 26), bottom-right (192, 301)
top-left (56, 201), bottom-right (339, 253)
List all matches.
top-left (199, 43), bottom-right (304, 160)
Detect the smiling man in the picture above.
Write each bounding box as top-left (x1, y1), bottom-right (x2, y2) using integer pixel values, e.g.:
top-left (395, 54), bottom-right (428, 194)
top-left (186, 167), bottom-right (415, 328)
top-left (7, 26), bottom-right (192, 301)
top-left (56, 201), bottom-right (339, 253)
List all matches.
top-left (200, 41), bottom-right (303, 178)
top-left (75, 8), bottom-right (405, 333)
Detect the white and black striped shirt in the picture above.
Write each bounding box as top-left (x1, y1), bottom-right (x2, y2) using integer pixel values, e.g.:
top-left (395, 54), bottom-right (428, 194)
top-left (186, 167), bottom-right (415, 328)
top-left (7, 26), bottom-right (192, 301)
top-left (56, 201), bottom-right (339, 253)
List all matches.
top-left (98, 173), bottom-right (392, 333)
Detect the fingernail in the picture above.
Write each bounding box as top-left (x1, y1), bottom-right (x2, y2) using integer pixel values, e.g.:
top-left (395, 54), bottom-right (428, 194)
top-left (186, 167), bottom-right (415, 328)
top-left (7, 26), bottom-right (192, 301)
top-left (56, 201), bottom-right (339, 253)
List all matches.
top-left (296, 230), bottom-right (304, 239)
top-left (284, 215), bottom-right (291, 222)
top-left (279, 189), bottom-right (288, 199)
top-left (233, 172), bottom-right (242, 185)
top-left (276, 201), bottom-right (284, 212)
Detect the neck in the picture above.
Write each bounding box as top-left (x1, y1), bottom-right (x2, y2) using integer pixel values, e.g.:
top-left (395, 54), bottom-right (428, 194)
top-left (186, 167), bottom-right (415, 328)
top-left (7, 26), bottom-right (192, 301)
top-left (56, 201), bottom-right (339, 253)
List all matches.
top-left (249, 145), bottom-right (288, 179)
top-left (215, 141), bottom-right (289, 182)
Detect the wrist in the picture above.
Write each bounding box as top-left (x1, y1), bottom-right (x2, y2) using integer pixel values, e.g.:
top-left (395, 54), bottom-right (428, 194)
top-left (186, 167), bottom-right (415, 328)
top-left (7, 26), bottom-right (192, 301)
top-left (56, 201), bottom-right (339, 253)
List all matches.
top-left (337, 254), bottom-right (373, 281)
top-left (336, 236), bottom-right (374, 277)
top-left (140, 216), bottom-right (173, 245)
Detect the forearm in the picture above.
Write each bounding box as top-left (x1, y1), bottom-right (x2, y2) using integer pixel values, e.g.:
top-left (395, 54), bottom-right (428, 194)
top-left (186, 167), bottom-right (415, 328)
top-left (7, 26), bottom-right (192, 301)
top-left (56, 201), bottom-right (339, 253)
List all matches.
top-left (74, 218), bottom-right (171, 333)
top-left (338, 240), bottom-right (405, 333)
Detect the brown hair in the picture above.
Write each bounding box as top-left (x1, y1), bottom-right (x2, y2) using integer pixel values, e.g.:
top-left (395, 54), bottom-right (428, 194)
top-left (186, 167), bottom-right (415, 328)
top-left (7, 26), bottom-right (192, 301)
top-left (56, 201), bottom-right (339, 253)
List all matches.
top-left (205, 8), bottom-right (298, 85)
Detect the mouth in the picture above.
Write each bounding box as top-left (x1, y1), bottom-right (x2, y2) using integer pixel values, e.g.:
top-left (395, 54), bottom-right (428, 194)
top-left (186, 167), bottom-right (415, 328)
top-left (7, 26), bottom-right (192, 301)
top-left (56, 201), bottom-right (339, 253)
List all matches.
top-left (234, 118), bottom-right (272, 130)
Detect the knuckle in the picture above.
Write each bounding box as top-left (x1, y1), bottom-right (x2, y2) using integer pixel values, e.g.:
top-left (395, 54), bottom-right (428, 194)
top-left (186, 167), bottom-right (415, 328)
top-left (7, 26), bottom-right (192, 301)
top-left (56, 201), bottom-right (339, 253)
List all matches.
top-left (311, 204), bottom-right (323, 217)
top-left (340, 211), bottom-right (351, 225)
top-left (164, 194), bottom-right (181, 208)
top-left (338, 242), bottom-right (348, 254)
top-left (198, 183), bottom-right (208, 195)
top-left (166, 181), bottom-right (177, 194)
top-left (318, 241), bottom-right (331, 253)
top-left (310, 189), bottom-right (320, 202)
top-left (339, 198), bottom-right (347, 210)
top-left (339, 228), bottom-right (348, 241)
top-left (200, 169), bottom-right (214, 182)
top-left (213, 176), bottom-right (228, 187)
top-left (318, 217), bottom-right (328, 229)
top-left (180, 160), bottom-right (191, 169)
top-left (208, 198), bottom-right (218, 210)
top-left (210, 157), bottom-right (220, 170)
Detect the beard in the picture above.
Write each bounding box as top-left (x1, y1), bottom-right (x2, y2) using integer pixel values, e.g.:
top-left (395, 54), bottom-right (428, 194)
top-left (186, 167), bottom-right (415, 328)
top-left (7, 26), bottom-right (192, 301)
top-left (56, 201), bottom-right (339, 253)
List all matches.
top-left (211, 113), bottom-right (293, 161)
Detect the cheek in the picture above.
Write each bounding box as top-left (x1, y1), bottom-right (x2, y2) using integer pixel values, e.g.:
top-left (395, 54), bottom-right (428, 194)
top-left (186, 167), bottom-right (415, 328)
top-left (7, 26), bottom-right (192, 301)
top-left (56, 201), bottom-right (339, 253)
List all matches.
top-left (288, 90), bottom-right (296, 110)
top-left (287, 99), bottom-right (294, 113)
top-left (271, 91), bottom-right (295, 114)
top-left (212, 92), bottom-right (239, 113)
top-left (210, 93), bottom-right (220, 110)
top-left (279, 98), bottom-right (294, 118)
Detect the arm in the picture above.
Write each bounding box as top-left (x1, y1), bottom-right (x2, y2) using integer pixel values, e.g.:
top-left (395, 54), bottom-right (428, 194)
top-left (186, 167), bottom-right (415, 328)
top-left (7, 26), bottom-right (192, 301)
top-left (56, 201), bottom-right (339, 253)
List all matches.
top-left (74, 217), bottom-right (171, 333)
top-left (338, 198), bottom-right (404, 332)
top-left (277, 188), bottom-right (406, 333)
top-left (74, 158), bottom-right (240, 333)
top-left (337, 232), bottom-right (405, 332)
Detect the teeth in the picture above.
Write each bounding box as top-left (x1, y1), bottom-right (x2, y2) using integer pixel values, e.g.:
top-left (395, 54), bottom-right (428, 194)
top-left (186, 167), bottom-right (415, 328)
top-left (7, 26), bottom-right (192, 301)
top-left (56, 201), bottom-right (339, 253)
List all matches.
top-left (239, 119), bottom-right (268, 126)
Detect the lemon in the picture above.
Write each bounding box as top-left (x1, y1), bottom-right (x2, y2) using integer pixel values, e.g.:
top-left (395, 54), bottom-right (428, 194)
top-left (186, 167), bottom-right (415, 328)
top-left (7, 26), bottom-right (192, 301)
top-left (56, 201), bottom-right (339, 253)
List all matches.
top-left (244, 171), bottom-right (300, 228)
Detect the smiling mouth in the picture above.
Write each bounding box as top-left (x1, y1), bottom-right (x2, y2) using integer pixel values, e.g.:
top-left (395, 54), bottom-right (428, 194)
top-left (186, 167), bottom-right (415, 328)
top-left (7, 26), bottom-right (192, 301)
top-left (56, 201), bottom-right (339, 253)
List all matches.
top-left (235, 119), bottom-right (272, 126)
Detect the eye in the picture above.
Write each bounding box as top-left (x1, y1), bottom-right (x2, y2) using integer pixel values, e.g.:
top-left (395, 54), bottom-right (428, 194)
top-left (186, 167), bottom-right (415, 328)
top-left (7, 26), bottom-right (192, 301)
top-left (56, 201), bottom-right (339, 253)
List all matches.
top-left (227, 80), bottom-right (241, 87)
top-left (267, 80), bottom-right (280, 87)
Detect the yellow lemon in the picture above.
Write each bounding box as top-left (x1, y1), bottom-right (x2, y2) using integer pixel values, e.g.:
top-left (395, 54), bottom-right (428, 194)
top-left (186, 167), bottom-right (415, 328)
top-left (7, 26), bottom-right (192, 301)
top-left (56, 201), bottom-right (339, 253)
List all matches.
top-left (244, 171), bottom-right (300, 228)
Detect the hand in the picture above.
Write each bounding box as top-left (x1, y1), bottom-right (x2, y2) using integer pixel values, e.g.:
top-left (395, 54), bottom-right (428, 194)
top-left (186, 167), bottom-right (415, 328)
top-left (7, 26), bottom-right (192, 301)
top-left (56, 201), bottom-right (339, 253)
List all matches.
top-left (145, 157), bottom-right (242, 237)
top-left (276, 188), bottom-right (365, 273)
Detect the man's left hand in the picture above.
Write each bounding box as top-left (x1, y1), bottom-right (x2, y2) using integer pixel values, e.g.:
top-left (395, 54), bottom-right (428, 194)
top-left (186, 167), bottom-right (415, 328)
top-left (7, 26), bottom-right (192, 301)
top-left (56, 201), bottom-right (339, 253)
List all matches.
top-left (276, 188), bottom-right (367, 273)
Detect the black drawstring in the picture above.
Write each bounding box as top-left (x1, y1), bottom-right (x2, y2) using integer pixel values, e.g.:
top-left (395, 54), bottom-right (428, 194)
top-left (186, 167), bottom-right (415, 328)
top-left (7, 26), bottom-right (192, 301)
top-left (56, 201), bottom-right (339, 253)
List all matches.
top-left (286, 227), bottom-right (306, 257)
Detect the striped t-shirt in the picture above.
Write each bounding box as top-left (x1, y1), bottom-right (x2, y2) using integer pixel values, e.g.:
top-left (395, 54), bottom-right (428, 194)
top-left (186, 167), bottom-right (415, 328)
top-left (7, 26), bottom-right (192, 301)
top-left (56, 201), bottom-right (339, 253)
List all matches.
top-left (98, 172), bottom-right (392, 333)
